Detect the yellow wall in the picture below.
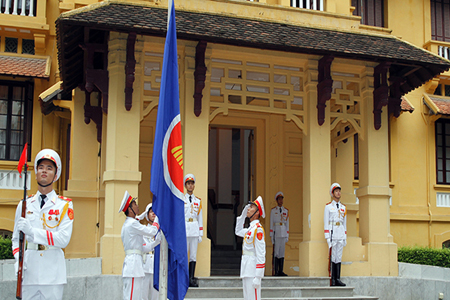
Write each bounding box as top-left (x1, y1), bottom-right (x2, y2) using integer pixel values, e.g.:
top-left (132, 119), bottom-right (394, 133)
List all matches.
top-left (2, 0), bottom-right (450, 279)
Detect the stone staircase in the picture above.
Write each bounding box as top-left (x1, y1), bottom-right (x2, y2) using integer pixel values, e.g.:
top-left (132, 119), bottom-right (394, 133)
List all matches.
top-left (185, 277), bottom-right (379, 300)
top-left (210, 249), bottom-right (241, 276)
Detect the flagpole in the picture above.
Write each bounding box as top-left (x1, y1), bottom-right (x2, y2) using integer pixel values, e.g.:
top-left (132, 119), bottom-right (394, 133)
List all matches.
top-left (159, 232), bottom-right (168, 300)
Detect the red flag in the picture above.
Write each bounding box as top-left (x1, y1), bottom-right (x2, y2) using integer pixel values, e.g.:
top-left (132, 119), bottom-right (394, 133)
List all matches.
top-left (17, 143), bottom-right (28, 177)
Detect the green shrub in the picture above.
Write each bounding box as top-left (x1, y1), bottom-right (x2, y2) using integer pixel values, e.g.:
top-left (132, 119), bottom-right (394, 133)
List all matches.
top-left (398, 246), bottom-right (450, 268)
top-left (0, 236), bottom-right (13, 259)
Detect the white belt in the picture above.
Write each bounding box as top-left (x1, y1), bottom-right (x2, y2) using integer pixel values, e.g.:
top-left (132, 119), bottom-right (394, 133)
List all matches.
top-left (242, 250), bottom-right (255, 256)
top-left (273, 222), bottom-right (286, 226)
top-left (186, 217), bottom-right (197, 222)
top-left (125, 249), bottom-right (143, 256)
top-left (26, 242), bottom-right (59, 251)
top-left (329, 221), bottom-right (342, 226)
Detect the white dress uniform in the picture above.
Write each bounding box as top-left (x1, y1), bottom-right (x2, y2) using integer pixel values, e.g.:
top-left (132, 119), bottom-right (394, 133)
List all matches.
top-left (323, 200), bottom-right (347, 263)
top-left (269, 206), bottom-right (289, 258)
top-left (142, 228), bottom-right (161, 300)
top-left (121, 216), bottom-right (160, 300)
top-left (184, 193), bottom-right (203, 262)
top-left (12, 190), bottom-right (74, 300)
top-left (235, 197), bottom-right (266, 300)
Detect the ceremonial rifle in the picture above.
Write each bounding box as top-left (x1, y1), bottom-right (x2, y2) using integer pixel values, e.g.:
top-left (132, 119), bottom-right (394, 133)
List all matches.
top-left (272, 241), bottom-right (275, 276)
top-left (16, 144), bottom-right (28, 299)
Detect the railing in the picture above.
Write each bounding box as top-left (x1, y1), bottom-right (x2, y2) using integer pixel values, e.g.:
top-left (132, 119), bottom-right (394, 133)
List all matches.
top-left (1, 0), bottom-right (36, 17)
top-left (437, 192), bottom-right (450, 207)
top-left (0, 169), bottom-right (30, 190)
top-left (438, 46), bottom-right (450, 60)
top-left (291, 0), bottom-right (324, 11)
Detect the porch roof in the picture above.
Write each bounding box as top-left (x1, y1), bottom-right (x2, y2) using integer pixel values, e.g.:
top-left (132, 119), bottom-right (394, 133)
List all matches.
top-left (424, 94), bottom-right (450, 115)
top-left (0, 54), bottom-right (50, 79)
top-left (56, 1), bottom-right (450, 97)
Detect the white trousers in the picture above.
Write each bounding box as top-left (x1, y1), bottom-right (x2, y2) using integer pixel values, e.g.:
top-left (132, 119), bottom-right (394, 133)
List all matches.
top-left (187, 236), bottom-right (198, 262)
top-left (330, 239), bottom-right (345, 263)
top-left (123, 277), bottom-right (143, 300)
top-left (22, 284), bottom-right (64, 300)
top-left (142, 273), bottom-right (159, 300)
top-left (242, 277), bottom-right (261, 300)
top-left (274, 237), bottom-right (286, 258)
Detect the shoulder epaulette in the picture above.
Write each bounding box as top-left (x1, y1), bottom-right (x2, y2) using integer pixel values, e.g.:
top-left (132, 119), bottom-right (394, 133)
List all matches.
top-left (23, 194), bottom-right (34, 200)
top-left (285, 207), bottom-right (289, 211)
top-left (58, 195), bottom-right (72, 202)
top-left (326, 201), bottom-right (332, 205)
top-left (271, 206), bottom-right (277, 210)
top-left (340, 203), bottom-right (346, 207)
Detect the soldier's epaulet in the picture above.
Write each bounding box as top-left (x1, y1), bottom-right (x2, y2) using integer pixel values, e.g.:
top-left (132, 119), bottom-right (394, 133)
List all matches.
top-left (58, 195), bottom-right (72, 202)
top-left (23, 194), bottom-right (34, 200)
top-left (340, 202), bottom-right (346, 207)
top-left (271, 206), bottom-right (277, 210)
top-left (197, 196), bottom-right (202, 201)
top-left (326, 201), bottom-right (332, 205)
top-left (256, 223), bottom-right (261, 228)
top-left (285, 207), bottom-right (289, 211)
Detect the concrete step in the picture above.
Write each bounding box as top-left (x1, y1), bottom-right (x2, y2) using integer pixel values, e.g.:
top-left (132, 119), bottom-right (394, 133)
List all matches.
top-left (185, 286), bottom-right (355, 298)
top-left (186, 298), bottom-right (377, 300)
top-left (210, 269), bottom-right (240, 276)
top-left (197, 276), bottom-right (330, 288)
top-left (187, 298), bottom-right (377, 300)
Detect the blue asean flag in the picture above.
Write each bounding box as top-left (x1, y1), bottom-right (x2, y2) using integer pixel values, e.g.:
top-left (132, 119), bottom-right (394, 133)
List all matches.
top-left (150, 1), bottom-right (189, 300)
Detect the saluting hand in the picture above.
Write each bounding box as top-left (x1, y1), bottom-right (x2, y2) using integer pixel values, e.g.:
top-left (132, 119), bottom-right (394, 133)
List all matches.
top-left (241, 204), bottom-right (250, 218)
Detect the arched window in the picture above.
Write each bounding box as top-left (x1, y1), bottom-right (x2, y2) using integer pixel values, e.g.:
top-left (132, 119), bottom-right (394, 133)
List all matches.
top-left (442, 240), bottom-right (450, 249)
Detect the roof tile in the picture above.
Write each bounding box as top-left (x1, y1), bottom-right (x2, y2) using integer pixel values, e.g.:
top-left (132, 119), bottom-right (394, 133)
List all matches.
top-left (0, 55), bottom-right (49, 78)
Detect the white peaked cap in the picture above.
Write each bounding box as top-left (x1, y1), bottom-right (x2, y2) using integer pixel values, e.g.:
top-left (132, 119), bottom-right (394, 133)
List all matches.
top-left (275, 191), bottom-right (284, 201)
top-left (330, 183), bottom-right (341, 197)
top-left (118, 190), bottom-right (134, 213)
top-left (253, 196), bottom-right (265, 218)
top-left (137, 203), bottom-right (153, 221)
top-left (184, 173), bottom-right (195, 184)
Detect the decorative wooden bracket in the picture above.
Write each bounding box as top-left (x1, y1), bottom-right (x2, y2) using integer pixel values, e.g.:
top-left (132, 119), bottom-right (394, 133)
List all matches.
top-left (125, 32), bottom-right (137, 111)
top-left (373, 62), bottom-right (391, 130)
top-left (388, 76), bottom-right (403, 118)
top-left (84, 92), bottom-right (103, 143)
top-left (80, 36), bottom-right (109, 114)
top-left (194, 40), bottom-right (207, 117)
top-left (317, 55), bottom-right (334, 125)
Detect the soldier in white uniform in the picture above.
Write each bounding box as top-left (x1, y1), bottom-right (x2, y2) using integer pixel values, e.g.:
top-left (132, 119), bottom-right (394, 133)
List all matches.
top-left (12, 148), bottom-right (74, 300)
top-left (324, 183), bottom-right (347, 286)
top-left (183, 173), bottom-right (203, 287)
top-left (235, 196), bottom-right (266, 300)
top-left (119, 191), bottom-right (160, 300)
top-left (270, 191), bottom-right (289, 276)
top-left (137, 203), bottom-right (161, 300)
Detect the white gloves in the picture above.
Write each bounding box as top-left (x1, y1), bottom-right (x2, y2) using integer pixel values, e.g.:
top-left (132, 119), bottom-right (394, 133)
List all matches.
top-left (343, 239), bottom-right (347, 247)
top-left (240, 204), bottom-right (250, 218)
top-left (198, 236), bottom-right (202, 243)
top-left (326, 238), bottom-right (331, 248)
top-left (153, 216), bottom-right (159, 227)
top-left (17, 217), bottom-right (34, 241)
top-left (252, 277), bottom-right (261, 289)
top-left (285, 237), bottom-right (289, 244)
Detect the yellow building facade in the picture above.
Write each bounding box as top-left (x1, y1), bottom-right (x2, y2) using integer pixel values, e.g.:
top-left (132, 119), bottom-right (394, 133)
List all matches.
top-left (1, 0), bottom-right (450, 280)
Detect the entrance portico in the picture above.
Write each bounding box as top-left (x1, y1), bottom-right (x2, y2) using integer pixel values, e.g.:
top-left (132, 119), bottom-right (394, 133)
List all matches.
top-left (54, 2), bottom-right (450, 277)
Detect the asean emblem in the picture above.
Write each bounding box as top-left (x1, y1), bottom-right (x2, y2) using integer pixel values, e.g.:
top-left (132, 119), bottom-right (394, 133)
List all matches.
top-left (163, 114), bottom-right (184, 201)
